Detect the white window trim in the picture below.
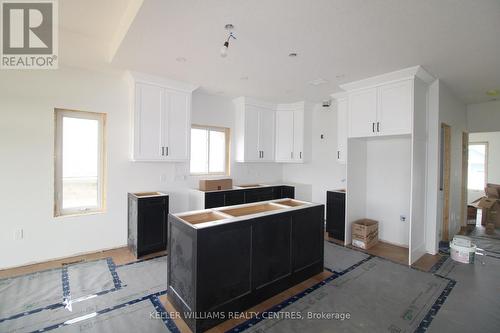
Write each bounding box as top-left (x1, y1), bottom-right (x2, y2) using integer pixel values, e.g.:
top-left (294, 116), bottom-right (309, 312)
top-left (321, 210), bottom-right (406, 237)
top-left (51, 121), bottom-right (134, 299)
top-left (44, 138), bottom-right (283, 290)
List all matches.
top-left (190, 124), bottom-right (230, 176)
top-left (54, 109), bottom-right (107, 217)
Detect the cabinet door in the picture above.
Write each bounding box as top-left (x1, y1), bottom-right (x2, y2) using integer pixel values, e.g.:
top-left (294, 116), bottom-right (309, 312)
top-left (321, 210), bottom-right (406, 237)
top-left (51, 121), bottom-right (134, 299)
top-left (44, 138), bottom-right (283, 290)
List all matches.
top-left (205, 192), bottom-right (225, 209)
top-left (134, 83), bottom-right (163, 160)
top-left (377, 80), bottom-right (412, 136)
top-left (138, 197), bottom-right (168, 255)
top-left (348, 88), bottom-right (377, 138)
top-left (259, 109), bottom-right (275, 161)
top-left (326, 191), bottom-right (345, 241)
top-left (293, 109), bottom-right (304, 162)
top-left (224, 191), bottom-right (245, 207)
top-left (275, 111), bottom-right (294, 162)
top-left (165, 89), bottom-right (191, 160)
top-left (336, 98), bottom-right (348, 163)
top-left (244, 105), bottom-right (261, 161)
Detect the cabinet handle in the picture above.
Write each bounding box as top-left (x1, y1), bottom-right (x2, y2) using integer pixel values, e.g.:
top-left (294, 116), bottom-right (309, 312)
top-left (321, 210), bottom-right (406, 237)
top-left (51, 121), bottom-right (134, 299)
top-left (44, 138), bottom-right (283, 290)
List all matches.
top-left (300, 152), bottom-right (302, 159)
top-left (337, 151), bottom-right (340, 159)
top-left (262, 151), bottom-right (264, 158)
top-left (166, 147), bottom-right (169, 156)
top-left (377, 122), bottom-right (380, 132)
top-left (372, 122), bottom-right (375, 133)
top-left (291, 152), bottom-right (293, 159)
top-left (161, 147), bottom-right (165, 156)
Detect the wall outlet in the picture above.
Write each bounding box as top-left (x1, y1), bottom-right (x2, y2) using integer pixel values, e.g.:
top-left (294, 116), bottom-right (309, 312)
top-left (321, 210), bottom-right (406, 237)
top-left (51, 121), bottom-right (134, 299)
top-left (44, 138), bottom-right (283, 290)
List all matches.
top-left (15, 228), bottom-right (24, 240)
top-left (400, 215), bottom-right (407, 222)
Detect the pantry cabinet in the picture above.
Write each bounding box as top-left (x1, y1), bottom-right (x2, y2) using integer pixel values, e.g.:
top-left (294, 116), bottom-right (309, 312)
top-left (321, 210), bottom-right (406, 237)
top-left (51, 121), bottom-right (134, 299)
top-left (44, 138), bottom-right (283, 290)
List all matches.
top-left (128, 72), bottom-right (197, 161)
top-left (348, 79), bottom-right (412, 138)
top-left (234, 97), bottom-right (275, 162)
top-left (275, 103), bottom-right (305, 163)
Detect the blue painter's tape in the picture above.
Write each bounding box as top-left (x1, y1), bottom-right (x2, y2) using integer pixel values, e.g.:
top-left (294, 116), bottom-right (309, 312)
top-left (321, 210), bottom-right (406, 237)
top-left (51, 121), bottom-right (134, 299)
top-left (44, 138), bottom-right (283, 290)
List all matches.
top-left (150, 295), bottom-right (181, 333)
top-left (61, 265), bottom-right (70, 301)
top-left (106, 257), bottom-right (123, 289)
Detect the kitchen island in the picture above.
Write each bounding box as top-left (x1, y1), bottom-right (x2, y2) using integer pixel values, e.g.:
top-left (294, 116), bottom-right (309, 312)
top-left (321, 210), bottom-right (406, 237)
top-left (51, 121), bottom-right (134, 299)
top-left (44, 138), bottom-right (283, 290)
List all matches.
top-left (167, 198), bottom-right (324, 333)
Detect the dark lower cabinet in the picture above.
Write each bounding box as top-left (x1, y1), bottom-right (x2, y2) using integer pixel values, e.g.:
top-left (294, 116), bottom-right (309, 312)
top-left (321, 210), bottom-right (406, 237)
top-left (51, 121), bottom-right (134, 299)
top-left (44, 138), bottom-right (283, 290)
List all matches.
top-left (326, 190), bottom-right (345, 241)
top-left (168, 205), bottom-right (324, 333)
top-left (204, 185), bottom-right (295, 209)
top-left (128, 193), bottom-right (169, 258)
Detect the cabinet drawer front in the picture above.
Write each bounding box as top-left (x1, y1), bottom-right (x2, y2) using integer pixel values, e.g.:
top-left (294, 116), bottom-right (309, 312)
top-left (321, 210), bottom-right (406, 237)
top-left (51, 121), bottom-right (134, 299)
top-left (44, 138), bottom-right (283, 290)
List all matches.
top-left (205, 192), bottom-right (225, 209)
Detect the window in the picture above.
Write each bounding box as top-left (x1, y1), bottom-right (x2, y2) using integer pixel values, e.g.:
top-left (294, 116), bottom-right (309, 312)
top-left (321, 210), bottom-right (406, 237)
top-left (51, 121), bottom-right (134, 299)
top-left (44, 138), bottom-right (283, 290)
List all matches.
top-left (190, 125), bottom-right (230, 175)
top-left (54, 109), bottom-right (106, 217)
top-left (468, 142), bottom-right (488, 191)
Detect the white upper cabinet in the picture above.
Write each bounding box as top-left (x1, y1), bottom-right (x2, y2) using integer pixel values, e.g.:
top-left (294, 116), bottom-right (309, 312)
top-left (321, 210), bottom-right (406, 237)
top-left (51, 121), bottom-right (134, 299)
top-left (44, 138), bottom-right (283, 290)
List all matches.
top-left (275, 103), bottom-right (305, 163)
top-left (377, 80), bottom-right (412, 136)
top-left (335, 97), bottom-right (348, 164)
top-left (128, 72), bottom-right (197, 161)
top-left (234, 97), bottom-right (275, 162)
top-left (347, 79), bottom-right (412, 138)
top-left (348, 88), bottom-right (378, 138)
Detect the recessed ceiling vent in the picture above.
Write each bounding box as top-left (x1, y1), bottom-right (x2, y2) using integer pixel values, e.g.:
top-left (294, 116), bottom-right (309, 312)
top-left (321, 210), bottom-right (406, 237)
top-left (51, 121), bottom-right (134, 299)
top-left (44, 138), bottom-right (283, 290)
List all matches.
top-left (307, 78), bottom-right (328, 86)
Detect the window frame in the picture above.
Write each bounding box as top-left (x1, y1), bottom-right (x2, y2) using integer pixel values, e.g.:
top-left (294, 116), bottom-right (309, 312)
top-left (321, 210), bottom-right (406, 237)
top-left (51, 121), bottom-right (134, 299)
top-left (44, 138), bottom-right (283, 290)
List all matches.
top-left (54, 109), bottom-right (107, 217)
top-left (190, 124), bottom-right (230, 176)
top-left (467, 141), bottom-right (488, 191)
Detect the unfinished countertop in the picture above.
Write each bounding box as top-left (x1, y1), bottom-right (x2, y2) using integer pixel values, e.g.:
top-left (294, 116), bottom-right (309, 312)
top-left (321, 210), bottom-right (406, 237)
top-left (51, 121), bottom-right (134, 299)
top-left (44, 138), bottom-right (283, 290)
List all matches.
top-left (172, 198), bottom-right (321, 229)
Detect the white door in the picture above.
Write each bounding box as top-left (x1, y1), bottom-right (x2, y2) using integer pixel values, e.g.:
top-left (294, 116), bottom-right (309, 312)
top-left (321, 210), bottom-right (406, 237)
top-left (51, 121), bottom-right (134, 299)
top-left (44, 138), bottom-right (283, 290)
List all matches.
top-left (244, 105), bottom-right (261, 161)
top-left (377, 80), bottom-right (412, 136)
top-left (348, 88), bottom-right (378, 138)
top-left (134, 83), bottom-right (163, 160)
top-left (275, 111), bottom-right (294, 162)
top-left (259, 109), bottom-right (275, 161)
top-left (165, 89), bottom-right (191, 160)
top-left (293, 109), bottom-right (304, 162)
top-left (336, 98), bottom-right (348, 163)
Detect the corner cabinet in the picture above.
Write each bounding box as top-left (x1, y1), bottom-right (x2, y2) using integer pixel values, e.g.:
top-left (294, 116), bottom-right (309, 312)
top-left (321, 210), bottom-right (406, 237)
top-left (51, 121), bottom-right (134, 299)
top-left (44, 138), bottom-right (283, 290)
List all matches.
top-left (348, 79), bottom-right (412, 138)
top-left (275, 103), bottom-right (306, 163)
top-left (128, 72), bottom-right (198, 161)
top-left (234, 97), bottom-right (275, 162)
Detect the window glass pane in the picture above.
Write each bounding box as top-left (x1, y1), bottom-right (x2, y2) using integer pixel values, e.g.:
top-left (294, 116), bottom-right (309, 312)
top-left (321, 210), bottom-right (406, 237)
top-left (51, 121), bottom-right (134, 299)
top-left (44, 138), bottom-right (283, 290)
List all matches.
top-left (190, 128), bottom-right (208, 173)
top-left (209, 130), bottom-right (226, 173)
top-left (62, 117), bottom-right (99, 209)
top-left (468, 144), bottom-right (486, 190)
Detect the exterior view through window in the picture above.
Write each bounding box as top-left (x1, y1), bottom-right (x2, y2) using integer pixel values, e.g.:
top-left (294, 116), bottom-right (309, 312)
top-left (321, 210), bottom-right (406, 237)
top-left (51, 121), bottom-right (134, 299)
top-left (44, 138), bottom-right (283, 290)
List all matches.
top-left (468, 142), bottom-right (487, 191)
top-left (54, 109), bottom-right (106, 216)
top-left (190, 125), bottom-right (229, 175)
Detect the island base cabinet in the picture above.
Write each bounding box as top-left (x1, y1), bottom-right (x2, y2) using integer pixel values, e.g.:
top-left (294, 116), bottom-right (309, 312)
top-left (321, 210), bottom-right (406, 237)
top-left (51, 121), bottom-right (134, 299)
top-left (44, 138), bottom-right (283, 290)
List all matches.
top-left (167, 205), bottom-right (324, 333)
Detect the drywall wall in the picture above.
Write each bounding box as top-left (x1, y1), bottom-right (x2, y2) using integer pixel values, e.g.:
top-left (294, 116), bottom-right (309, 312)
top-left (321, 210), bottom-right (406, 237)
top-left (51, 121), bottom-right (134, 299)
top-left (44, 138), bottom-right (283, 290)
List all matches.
top-left (365, 136), bottom-right (411, 247)
top-left (468, 131), bottom-right (500, 202)
top-left (282, 104), bottom-right (346, 205)
top-left (0, 69), bottom-right (282, 269)
top-left (438, 81), bottom-right (468, 241)
top-left (467, 100), bottom-right (500, 133)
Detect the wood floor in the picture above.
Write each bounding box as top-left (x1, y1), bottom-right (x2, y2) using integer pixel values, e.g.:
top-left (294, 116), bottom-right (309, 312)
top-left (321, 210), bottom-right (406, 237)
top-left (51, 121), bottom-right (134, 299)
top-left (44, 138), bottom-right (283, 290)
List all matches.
top-left (0, 235), bottom-right (442, 333)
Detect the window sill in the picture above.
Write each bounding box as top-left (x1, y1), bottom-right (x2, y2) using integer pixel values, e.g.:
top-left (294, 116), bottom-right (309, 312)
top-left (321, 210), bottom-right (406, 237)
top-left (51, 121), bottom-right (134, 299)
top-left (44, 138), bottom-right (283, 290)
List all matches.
top-left (54, 210), bottom-right (106, 219)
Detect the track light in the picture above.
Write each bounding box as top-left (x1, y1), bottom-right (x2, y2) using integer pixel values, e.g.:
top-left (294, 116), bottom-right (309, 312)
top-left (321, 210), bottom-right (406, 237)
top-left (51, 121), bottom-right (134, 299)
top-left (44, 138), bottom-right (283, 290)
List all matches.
top-left (220, 24), bottom-right (236, 58)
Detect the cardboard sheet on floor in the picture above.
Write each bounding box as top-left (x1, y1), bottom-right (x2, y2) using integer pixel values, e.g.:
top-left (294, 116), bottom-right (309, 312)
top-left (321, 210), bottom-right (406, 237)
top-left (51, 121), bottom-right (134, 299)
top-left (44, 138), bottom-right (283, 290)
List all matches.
top-left (0, 256), bottom-right (168, 333)
top-left (324, 241), bottom-right (369, 272)
top-left (0, 268), bottom-right (63, 319)
top-left (243, 257), bottom-right (448, 333)
top-left (429, 255), bottom-right (500, 333)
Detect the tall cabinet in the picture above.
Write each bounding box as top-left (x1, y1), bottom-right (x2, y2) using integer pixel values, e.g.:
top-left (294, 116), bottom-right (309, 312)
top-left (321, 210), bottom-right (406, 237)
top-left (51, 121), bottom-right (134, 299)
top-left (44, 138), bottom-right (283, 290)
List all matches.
top-left (340, 66), bottom-right (435, 265)
top-left (128, 72), bottom-right (198, 161)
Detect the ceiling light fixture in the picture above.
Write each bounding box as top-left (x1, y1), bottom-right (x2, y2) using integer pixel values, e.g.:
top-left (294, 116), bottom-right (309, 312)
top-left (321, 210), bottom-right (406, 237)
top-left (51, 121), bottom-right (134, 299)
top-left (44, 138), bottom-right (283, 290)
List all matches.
top-left (220, 24), bottom-right (236, 58)
top-left (288, 52), bottom-right (298, 57)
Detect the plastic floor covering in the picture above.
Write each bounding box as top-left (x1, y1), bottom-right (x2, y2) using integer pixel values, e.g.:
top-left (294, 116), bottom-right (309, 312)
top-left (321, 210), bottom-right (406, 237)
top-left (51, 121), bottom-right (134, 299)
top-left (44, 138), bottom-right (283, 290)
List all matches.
top-left (1, 237), bottom-right (499, 333)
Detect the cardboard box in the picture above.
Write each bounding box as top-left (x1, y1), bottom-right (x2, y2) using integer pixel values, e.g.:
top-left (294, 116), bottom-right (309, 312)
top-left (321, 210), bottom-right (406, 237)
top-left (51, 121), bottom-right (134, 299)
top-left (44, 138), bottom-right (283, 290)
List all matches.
top-left (472, 196), bottom-right (500, 228)
top-left (352, 219), bottom-right (378, 250)
top-left (199, 178), bottom-right (232, 191)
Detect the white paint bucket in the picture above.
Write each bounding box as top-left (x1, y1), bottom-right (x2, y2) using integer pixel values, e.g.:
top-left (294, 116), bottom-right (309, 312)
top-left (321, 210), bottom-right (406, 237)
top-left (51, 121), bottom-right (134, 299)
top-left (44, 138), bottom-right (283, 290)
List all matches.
top-left (450, 241), bottom-right (476, 264)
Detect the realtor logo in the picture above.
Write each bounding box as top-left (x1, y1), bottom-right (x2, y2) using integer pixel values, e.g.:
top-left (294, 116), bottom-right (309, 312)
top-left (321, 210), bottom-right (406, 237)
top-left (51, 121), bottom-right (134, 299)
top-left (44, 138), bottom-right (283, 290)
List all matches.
top-left (1, 0), bottom-right (58, 69)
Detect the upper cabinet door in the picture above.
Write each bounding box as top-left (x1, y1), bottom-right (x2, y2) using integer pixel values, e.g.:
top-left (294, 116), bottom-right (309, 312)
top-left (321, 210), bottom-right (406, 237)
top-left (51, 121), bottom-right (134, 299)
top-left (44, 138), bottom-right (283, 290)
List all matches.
top-left (336, 98), bottom-right (348, 163)
top-left (275, 111), bottom-right (294, 162)
top-left (377, 80), bottom-right (412, 136)
top-left (165, 89), bottom-right (191, 160)
top-left (244, 105), bottom-right (261, 161)
top-left (292, 109), bottom-right (304, 162)
top-left (259, 108), bottom-right (275, 161)
top-left (348, 88), bottom-right (378, 138)
top-left (134, 83), bottom-right (164, 160)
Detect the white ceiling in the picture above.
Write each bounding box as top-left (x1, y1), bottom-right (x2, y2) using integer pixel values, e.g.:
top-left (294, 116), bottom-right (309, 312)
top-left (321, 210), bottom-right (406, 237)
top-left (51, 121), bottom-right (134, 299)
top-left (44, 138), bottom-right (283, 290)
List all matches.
top-left (84, 0), bottom-right (500, 104)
